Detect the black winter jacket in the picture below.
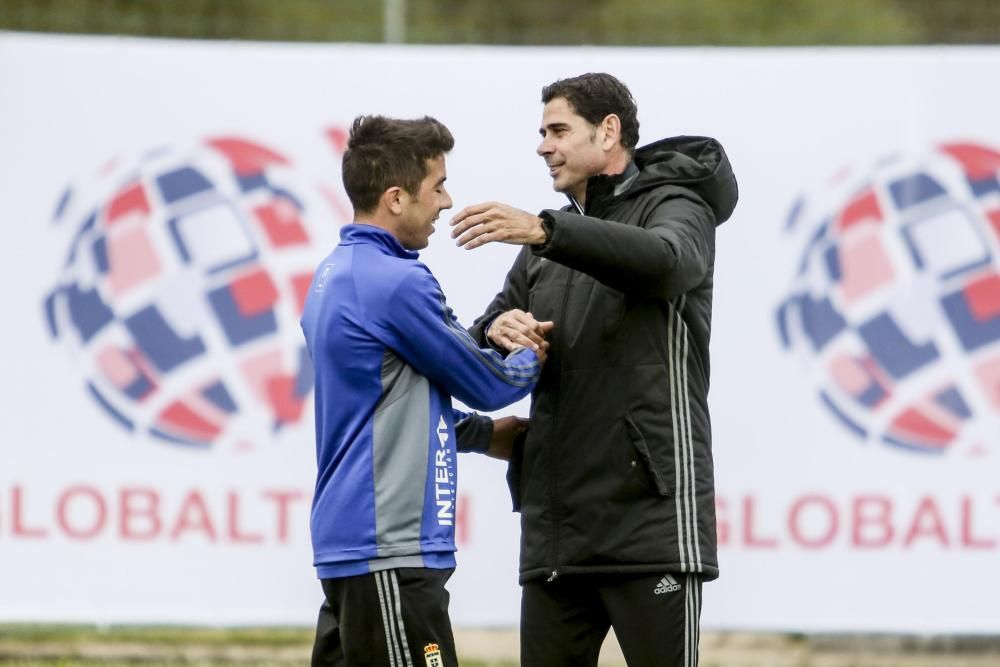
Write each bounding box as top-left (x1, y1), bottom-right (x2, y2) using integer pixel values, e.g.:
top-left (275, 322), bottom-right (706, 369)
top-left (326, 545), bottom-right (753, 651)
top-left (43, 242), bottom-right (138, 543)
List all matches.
top-left (469, 136), bottom-right (738, 583)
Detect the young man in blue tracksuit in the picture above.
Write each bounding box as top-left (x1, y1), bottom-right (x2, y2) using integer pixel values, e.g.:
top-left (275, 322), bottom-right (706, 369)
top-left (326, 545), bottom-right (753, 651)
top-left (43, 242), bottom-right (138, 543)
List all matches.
top-left (301, 115), bottom-right (548, 667)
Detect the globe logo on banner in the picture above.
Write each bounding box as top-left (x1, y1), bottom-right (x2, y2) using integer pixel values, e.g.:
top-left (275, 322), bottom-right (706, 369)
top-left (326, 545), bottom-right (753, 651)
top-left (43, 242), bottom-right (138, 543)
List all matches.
top-left (44, 134), bottom-right (348, 449)
top-left (777, 141), bottom-right (1000, 455)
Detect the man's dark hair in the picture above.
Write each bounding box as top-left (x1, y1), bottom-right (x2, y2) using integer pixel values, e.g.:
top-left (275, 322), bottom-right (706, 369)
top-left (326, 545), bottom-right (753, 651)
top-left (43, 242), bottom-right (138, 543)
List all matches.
top-left (342, 115), bottom-right (454, 214)
top-left (542, 73), bottom-right (640, 153)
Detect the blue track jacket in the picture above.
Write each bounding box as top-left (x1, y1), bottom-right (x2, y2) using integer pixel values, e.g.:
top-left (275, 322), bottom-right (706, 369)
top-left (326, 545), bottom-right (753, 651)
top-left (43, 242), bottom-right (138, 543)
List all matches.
top-left (301, 224), bottom-right (541, 578)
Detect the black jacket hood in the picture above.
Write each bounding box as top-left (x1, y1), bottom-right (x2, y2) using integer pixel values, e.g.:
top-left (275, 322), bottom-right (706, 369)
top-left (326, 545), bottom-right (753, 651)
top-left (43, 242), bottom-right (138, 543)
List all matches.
top-left (584, 135), bottom-right (738, 226)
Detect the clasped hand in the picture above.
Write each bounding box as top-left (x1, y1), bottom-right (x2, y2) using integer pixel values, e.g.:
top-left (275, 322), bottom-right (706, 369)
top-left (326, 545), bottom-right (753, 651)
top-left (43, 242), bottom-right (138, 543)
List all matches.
top-left (487, 309), bottom-right (555, 363)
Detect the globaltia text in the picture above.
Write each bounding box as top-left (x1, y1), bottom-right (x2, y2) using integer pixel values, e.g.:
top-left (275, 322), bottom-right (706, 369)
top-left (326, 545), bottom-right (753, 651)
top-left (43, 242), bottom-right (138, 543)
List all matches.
top-left (0, 485), bottom-right (306, 544)
top-left (717, 494), bottom-right (1000, 550)
top-left (0, 485), bottom-right (473, 546)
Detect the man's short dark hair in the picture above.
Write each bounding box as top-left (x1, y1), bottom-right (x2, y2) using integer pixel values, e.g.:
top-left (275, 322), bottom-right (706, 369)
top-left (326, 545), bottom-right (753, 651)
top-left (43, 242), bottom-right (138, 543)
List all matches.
top-left (542, 73), bottom-right (639, 153)
top-left (342, 115), bottom-right (454, 215)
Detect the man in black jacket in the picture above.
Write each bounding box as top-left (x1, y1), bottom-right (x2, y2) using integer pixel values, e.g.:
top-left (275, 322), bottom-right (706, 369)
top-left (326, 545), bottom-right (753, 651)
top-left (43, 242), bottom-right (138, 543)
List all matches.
top-left (450, 73), bottom-right (738, 666)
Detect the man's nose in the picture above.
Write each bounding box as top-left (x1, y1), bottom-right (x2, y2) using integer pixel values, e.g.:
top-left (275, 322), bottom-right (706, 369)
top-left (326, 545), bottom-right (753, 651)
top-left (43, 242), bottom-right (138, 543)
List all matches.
top-left (441, 191), bottom-right (453, 210)
top-left (537, 137), bottom-right (551, 156)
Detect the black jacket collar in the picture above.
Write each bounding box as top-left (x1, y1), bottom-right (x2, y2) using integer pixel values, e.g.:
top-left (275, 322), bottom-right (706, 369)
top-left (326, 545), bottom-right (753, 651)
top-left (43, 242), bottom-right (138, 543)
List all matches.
top-left (575, 160), bottom-right (639, 218)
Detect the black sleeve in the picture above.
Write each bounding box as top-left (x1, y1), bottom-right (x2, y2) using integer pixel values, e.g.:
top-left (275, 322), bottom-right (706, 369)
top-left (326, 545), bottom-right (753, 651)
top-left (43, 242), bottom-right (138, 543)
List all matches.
top-left (533, 192), bottom-right (715, 301)
top-left (467, 246), bottom-right (533, 348)
top-left (455, 412), bottom-right (494, 453)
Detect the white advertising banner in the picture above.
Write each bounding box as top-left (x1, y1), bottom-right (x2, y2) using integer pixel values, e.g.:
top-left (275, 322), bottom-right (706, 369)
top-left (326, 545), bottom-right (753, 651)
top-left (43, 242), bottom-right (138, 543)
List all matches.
top-left (1, 33), bottom-right (999, 632)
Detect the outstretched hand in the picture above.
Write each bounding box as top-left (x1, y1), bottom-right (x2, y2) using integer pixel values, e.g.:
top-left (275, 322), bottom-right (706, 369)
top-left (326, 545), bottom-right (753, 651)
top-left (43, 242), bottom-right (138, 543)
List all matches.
top-left (450, 201), bottom-right (547, 249)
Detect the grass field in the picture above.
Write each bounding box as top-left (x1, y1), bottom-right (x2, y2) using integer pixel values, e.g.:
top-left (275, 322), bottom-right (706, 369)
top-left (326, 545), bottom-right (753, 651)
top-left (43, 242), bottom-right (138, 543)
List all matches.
top-left (0, 625), bottom-right (511, 667)
top-left (3, 625), bottom-right (1000, 666)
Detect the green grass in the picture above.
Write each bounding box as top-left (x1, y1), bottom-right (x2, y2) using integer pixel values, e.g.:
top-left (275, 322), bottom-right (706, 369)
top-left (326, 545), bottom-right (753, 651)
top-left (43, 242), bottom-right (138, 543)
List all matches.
top-left (0, 625), bottom-right (512, 666)
top-left (0, 663), bottom-right (301, 667)
top-left (0, 624), bottom-right (313, 646)
top-left (0, 663), bottom-right (509, 667)
top-left (8, 625), bottom-right (1000, 667)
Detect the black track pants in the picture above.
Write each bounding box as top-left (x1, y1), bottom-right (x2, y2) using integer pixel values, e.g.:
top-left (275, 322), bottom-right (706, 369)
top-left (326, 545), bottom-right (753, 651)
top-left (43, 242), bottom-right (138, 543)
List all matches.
top-left (521, 572), bottom-right (704, 667)
top-left (311, 568), bottom-right (456, 667)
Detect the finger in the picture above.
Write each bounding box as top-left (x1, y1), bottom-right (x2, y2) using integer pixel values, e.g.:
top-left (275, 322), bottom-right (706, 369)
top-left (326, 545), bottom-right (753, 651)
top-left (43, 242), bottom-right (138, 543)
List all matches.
top-left (455, 226), bottom-right (492, 248)
top-left (460, 230), bottom-right (495, 250)
top-left (504, 334), bottom-right (533, 353)
top-left (504, 320), bottom-right (545, 347)
top-left (449, 211), bottom-right (486, 239)
top-left (496, 333), bottom-right (515, 352)
top-left (509, 311), bottom-right (545, 332)
top-left (488, 317), bottom-right (519, 348)
top-left (449, 202), bottom-right (491, 227)
top-left (518, 323), bottom-right (549, 345)
top-left (511, 310), bottom-right (538, 326)
top-left (508, 328), bottom-right (543, 350)
top-left (454, 215), bottom-right (500, 246)
top-left (490, 310), bottom-right (525, 338)
top-left (450, 217), bottom-right (483, 241)
top-left (450, 206), bottom-right (499, 238)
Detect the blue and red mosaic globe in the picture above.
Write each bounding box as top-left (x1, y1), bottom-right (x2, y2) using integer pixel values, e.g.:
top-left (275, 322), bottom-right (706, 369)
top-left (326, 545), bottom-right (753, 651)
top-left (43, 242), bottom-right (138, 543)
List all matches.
top-left (778, 141), bottom-right (1000, 455)
top-left (45, 135), bottom-right (347, 448)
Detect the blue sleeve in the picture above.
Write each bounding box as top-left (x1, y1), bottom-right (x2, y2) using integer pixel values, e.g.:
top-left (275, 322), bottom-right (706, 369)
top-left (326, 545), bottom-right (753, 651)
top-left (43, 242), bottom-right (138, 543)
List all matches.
top-left (366, 264), bottom-right (541, 412)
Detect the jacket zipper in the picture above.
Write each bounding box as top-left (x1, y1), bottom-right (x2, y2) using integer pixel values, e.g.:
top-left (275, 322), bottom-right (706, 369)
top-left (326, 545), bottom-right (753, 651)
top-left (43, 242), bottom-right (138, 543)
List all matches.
top-left (545, 270), bottom-right (574, 585)
top-left (546, 196), bottom-right (583, 584)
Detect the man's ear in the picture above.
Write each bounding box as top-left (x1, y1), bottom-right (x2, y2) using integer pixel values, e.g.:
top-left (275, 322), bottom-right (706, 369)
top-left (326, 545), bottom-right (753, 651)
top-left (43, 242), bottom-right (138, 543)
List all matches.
top-left (383, 186), bottom-right (405, 215)
top-left (600, 114), bottom-right (622, 152)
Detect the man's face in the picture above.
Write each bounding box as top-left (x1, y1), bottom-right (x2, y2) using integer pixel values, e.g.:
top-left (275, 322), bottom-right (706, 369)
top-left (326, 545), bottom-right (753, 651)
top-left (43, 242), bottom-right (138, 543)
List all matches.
top-left (537, 97), bottom-right (608, 201)
top-left (397, 155), bottom-right (452, 250)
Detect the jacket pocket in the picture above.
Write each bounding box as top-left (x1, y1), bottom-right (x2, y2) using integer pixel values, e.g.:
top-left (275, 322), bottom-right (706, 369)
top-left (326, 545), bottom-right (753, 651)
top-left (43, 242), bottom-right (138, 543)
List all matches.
top-left (625, 414), bottom-right (670, 496)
